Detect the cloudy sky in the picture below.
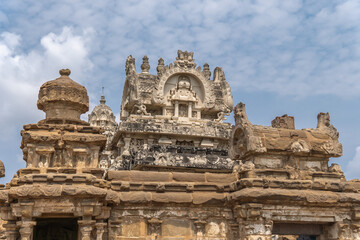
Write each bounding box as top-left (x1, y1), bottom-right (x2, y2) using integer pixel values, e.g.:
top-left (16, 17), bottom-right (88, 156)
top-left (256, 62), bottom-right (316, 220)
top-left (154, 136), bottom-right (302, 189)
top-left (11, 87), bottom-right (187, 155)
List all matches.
top-left (1, 0), bottom-right (360, 183)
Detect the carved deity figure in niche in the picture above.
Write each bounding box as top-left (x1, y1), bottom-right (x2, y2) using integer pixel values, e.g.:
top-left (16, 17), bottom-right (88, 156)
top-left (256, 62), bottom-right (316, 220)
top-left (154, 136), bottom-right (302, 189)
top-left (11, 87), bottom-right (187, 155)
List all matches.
top-left (169, 75), bottom-right (197, 103)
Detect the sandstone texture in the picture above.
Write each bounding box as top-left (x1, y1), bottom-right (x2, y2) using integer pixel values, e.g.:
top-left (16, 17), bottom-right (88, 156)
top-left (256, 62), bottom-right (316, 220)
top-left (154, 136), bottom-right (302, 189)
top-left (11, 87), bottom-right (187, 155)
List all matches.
top-left (0, 51), bottom-right (359, 240)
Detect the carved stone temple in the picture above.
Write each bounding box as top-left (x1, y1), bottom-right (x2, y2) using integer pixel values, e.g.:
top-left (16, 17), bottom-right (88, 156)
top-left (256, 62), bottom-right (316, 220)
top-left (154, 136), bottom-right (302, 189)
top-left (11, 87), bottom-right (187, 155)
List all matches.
top-left (0, 51), bottom-right (360, 240)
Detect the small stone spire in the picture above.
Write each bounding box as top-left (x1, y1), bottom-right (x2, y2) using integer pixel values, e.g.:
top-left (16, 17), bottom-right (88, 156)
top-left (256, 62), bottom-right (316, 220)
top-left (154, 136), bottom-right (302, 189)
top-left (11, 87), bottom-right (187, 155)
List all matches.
top-left (157, 58), bottom-right (165, 75)
top-left (100, 86), bottom-right (106, 104)
top-left (203, 63), bottom-right (211, 80)
top-left (141, 55), bottom-right (150, 73)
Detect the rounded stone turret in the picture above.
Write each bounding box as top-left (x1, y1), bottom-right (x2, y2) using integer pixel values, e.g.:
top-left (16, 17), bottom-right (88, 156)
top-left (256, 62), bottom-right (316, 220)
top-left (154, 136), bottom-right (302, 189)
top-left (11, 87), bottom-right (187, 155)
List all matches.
top-left (37, 69), bottom-right (89, 124)
top-left (88, 92), bottom-right (117, 131)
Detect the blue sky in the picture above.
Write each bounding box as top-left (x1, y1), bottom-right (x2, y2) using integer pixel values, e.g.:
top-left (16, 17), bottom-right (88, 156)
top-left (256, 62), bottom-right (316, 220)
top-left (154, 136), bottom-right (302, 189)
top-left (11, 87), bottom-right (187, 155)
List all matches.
top-left (1, 0), bottom-right (360, 183)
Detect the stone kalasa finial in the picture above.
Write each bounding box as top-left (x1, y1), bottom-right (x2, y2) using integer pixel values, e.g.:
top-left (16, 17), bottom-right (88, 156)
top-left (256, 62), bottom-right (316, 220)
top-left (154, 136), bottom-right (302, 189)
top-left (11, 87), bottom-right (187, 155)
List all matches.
top-left (100, 86), bottom-right (106, 104)
top-left (157, 58), bottom-right (165, 75)
top-left (59, 68), bottom-right (71, 76)
top-left (141, 55), bottom-right (150, 73)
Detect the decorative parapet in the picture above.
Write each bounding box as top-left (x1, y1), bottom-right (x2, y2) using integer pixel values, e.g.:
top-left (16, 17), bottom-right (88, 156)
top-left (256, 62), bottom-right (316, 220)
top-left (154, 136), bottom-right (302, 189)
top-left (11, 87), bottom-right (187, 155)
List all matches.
top-left (116, 117), bottom-right (232, 140)
top-left (230, 102), bottom-right (343, 174)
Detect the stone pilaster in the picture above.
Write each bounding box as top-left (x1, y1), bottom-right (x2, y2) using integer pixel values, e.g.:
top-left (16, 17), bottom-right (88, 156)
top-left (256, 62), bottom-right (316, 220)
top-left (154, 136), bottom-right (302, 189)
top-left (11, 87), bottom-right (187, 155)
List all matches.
top-left (238, 219), bottom-right (272, 240)
top-left (147, 218), bottom-right (162, 240)
top-left (351, 224), bottom-right (360, 240)
top-left (78, 220), bottom-right (95, 240)
top-left (95, 222), bottom-right (107, 240)
top-left (194, 220), bottom-right (206, 240)
top-left (17, 220), bottom-right (36, 240)
top-left (230, 223), bottom-right (239, 240)
top-left (108, 219), bottom-right (122, 239)
top-left (3, 221), bottom-right (18, 240)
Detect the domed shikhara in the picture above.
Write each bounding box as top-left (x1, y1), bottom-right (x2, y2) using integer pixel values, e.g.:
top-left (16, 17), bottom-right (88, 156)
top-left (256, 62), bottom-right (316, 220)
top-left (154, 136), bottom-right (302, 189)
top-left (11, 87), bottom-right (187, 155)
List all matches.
top-left (88, 93), bottom-right (117, 131)
top-left (19, 69), bottom-right (106, 170)
top-left (37, 69), bottom-right (89, 125)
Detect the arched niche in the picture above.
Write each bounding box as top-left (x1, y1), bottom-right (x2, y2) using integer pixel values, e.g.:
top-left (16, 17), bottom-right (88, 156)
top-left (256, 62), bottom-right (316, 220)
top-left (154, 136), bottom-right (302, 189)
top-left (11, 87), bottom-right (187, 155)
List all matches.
top-left (163, 73), bottom-right (205, 106)
top-left (230, 126), bottom-right (247, 159)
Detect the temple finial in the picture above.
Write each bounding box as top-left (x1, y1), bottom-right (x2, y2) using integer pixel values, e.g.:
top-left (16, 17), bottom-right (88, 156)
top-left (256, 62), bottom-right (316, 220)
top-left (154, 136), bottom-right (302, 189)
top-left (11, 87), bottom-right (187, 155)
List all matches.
top-left (100, 86), bottom-right (106, 104)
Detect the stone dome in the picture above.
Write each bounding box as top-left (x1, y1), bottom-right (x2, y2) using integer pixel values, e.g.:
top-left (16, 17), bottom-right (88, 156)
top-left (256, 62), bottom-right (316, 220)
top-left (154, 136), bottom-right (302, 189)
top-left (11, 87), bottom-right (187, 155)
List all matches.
top-left (89, 93), bottom-right (117, 130)
top-left (37, 69), bottom-right (89, 124)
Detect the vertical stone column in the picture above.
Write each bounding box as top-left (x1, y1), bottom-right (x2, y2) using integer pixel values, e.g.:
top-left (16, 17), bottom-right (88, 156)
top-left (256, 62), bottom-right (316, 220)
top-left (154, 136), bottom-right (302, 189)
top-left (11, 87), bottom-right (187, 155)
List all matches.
top-left (147, 218), bottom-right (162, 240)
top-left (230, 223), bottom-right (239, 240)
top-left (78, 220), bottom-right (95, 240)
top-left (234, 204), bottom-right (272, 240)
top-left (188, 102), bottom-right (193, 118)
top-left (351, 224), bottom-right (360, 239)
top-left (174, 101), bottom-right (179, 117)
top-left (17, 220), bottom-right (36, 240)
top-left (194, 220), bottom-right (206, 240)
top-left (238, 220), bottom-right (273, 240)
top-left (108, 219), bottom-right (122, 239)
top-left (95, 222), bottom-right (107, 240)
top-left (3, 221), bottom-right (19, 240)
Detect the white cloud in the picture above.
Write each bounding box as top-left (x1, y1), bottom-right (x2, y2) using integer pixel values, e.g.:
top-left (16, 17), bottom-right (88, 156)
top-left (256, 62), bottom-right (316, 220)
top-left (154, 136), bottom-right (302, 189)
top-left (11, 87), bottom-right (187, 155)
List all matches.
top-left (345, 146), bottom-right (360, 180)
top-left (0, 27), bottom-right (94, 136)
top-left (1, 0), bottom-right (359, 98)
top-left (0, 26), bottom-right (95, 183)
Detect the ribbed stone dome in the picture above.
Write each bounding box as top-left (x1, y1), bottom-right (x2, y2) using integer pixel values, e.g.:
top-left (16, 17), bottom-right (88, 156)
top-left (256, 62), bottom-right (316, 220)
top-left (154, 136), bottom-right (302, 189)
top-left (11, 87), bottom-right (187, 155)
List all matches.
top-left (37, 69), bottom-right (89, 124)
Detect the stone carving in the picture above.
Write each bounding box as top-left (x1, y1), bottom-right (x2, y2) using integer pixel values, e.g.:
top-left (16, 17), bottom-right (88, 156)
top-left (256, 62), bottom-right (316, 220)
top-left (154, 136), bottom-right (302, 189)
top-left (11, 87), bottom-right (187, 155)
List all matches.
top-left (202, 63), bottom-right (211, 80)
top-left (329, 163), bottom-right (343, 173)
top-left (133, 103), bottom-right (150, 116)
top-left (21, 70), bottom-right (107, 170)
top-left (271, 114), bottom-right (295, 129)
top-left (37, 69), bottom-right (89, 125)
top-left (141, 55), bottom-right (150, 73)
top-left (147, 218), bottom-right (162, 240)
top-left (213, 67), bottom-right (226, 82)
top-left (1, 56), bottom-right (360, 240)
top-left (174, 50), bottom-right (196, 68)
top-left (125, 55), bottom-right (136, 75)
top-left (317, 112), bottom-right (339, 139)
top-left (215, 110), bottom-right (230, 122)
top-left (234, 102), bottom-right (250, 125)
top-left (114, 51), bottom-right (233, 170)
top-left (156, 58), bottom-right (165, 75)
top-left (290, 140), bottom-right (309, 153)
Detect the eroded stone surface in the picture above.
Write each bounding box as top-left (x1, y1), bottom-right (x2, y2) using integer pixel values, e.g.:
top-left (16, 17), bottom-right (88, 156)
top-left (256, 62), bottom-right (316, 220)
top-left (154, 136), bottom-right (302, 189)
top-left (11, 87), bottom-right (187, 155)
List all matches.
top-left (0, 54), bottom-right (359, 240)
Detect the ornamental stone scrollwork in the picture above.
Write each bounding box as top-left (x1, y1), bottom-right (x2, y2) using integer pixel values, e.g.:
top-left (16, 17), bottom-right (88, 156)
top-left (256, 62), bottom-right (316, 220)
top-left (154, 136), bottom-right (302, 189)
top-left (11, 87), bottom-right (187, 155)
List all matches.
top-left (133, 103), bottom-right (150, 116)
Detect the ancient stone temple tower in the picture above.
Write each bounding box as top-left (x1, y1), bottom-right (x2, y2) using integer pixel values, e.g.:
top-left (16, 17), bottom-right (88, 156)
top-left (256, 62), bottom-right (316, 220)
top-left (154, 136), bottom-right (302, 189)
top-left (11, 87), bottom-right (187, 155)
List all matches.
top-left (107, 50), bottom-right (234, 171)
top-left (0, 51), bottom-right (360, 240)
